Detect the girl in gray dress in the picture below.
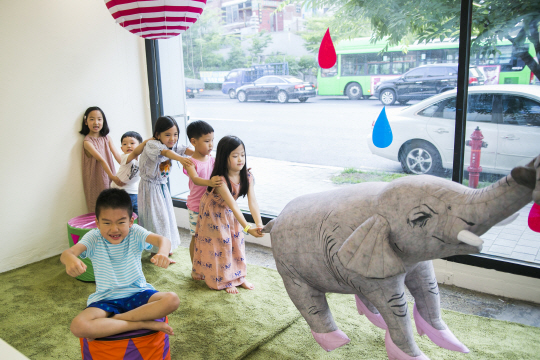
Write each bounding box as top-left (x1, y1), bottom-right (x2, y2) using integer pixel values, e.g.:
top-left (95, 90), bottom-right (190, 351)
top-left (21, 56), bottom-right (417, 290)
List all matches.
top-left (137, 116), bottom-right (193, 255)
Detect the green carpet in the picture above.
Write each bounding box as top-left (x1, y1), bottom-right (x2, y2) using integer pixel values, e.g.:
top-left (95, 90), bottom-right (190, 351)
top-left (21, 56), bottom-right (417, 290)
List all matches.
top-left (1, 248), bottom-right (539, 360)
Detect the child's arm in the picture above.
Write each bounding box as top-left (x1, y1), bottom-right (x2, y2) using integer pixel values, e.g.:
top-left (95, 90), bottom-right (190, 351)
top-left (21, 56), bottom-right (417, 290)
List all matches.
top-left (184, 164), bottom-right (223, 187)
top-left (60, 243), bottom-right (88, 277)
top-left (246, 178), bottom-right (264, 234)
top-left (184, 148), bottom-right (194, 156)
top-left (161, 149), bottom-right (194, 168)
top-left (108, 136), bottom-right (123, 164)
top-left (84, 141), bottom-right (126, 186)
top-left (215, 183), bottom-right (263, 238)
top-left (145, 233), bottom-right (173, 268)
top-left (126, 138), bottom-right (151, 164)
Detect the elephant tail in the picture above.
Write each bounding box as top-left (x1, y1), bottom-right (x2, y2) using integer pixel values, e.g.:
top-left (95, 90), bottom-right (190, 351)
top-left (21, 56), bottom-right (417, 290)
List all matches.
top-left (262, 219), bottom-right (276, 234)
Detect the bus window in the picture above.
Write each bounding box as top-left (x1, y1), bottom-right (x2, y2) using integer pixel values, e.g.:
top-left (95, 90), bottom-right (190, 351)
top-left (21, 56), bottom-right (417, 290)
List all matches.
top-left (366, 53), bottom-right (391, 75)
top-left (321, 65), bottom-right (337, 77)
top-left (392, 52), bottom-right (416, 74)
top-left (419, 49), bottom-right (444, 65)
top-left (341, 54), bottom-right (365, 76)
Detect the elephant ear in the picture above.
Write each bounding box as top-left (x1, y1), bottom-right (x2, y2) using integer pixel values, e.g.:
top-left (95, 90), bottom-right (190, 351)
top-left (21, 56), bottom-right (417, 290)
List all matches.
top-left (337, 214), bottom-right (405, 279)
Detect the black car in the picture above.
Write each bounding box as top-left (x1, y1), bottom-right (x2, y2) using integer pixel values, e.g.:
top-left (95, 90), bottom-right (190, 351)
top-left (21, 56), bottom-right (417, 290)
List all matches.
top-left (236, 75), bottom-right (316, 103)
top-left (373, 64), bottom-right (484, 105)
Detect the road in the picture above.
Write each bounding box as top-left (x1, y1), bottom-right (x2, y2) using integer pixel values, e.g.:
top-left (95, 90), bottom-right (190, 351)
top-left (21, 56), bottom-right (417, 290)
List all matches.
top-left (185, 90), bottom-right (414, 172)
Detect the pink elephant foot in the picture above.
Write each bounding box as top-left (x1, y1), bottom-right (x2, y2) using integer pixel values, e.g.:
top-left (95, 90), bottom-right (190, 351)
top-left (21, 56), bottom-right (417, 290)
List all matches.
top-left (385, 331), bottom-right (430, 360)
top-left (355, 294), bottom-right (388, 330)
top-left (311, 329), bottom-right (351, 351)
top-left (413, 304), bottom-right (469, 353)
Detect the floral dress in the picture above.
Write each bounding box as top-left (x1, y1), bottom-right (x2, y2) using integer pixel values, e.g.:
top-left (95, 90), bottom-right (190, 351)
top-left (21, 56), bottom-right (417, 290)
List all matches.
top-left (138, 140), bottom-right (187, 252)
top-left (82, 135), bottom-right (116, 213)
top-left (192, 175), bottom-right (253, 290)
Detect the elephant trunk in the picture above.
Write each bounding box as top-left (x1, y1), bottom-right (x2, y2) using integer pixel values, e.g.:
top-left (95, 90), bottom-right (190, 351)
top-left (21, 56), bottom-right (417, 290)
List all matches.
top-left (462, 172), bottom-right (533, 236)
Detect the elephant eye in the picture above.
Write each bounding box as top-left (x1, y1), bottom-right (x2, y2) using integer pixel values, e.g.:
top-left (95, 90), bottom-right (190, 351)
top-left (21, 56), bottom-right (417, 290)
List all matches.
top-left (409, 212), bottom-right (432, 228)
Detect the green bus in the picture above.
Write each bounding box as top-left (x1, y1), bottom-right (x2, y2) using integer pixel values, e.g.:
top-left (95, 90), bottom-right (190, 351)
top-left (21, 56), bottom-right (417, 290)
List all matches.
top-left (317, 37), bottom-right (536, 100)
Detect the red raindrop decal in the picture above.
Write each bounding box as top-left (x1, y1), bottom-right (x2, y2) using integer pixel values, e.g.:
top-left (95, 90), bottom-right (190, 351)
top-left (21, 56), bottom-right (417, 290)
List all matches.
top-left (318, 28), bottom-right (337, 69)
top-left (528, 203), bottom-right (540, 232)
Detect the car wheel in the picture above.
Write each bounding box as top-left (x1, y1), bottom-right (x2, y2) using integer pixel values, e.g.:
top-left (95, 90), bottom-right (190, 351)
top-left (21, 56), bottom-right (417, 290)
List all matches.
top-left (229, 89), bottom-right (236, 99)
top-left (398, 100), bottom-right (409, 105)
top-left (345, 83), bottom-right (362, 100)
top-left (399, 141), bottom-right (443, 175)
top-left (237, 91), bottom-right (247, 102)
top-left (380, 89), bottom-right (396, 105)
top-left (299, 97), bottom-right (308, 103)
top-left (277, 90), bottom-right (289, 103)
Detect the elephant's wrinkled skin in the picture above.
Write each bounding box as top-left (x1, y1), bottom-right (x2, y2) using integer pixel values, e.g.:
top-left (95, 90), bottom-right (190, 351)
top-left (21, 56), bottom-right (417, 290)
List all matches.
top-left (263, 156), bottom-right (540, 359)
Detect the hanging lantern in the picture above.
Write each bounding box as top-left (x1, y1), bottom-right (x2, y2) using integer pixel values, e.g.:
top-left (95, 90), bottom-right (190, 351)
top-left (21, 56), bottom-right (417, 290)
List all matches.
top-left (105, 0), bottom-right (207, 40)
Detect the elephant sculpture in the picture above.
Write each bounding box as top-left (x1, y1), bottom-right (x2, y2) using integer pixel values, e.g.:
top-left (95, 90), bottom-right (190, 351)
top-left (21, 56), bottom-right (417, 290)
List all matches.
top-left (263, 156), bottom-right (540, 360)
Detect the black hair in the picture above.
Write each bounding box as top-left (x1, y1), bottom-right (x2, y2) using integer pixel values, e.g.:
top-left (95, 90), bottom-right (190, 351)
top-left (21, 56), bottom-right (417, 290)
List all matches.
top-left (95, 188), bottom-right (133, 220)
top-left (186, 120), bottom-right (214, 141)
top-left (207, 135), bottom-right (249, 197)
top-left (153, 116), bottom-right (180, 147)
top-left (121, 131), bottom-right (143, 144)
top-left (79, 106), bottom-right (110, 136)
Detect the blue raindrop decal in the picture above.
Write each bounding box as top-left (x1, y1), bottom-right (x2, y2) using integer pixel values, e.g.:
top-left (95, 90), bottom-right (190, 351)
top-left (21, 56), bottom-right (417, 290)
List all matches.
top-left (372, 107), bottom-right (393, 148)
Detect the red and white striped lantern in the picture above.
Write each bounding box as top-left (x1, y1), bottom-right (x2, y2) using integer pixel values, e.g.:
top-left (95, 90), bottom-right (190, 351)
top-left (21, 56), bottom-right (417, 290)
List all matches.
top-left (105, 0), bottom-right (207, 40)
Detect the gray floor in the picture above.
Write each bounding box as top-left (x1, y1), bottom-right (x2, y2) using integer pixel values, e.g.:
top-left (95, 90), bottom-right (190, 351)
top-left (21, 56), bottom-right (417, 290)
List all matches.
top-left (177, 227), bottom-right (540, 328)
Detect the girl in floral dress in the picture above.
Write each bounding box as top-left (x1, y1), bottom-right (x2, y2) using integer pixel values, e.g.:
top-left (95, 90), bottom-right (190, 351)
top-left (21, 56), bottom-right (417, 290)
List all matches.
top-left (79, 106), bottom-right (124, 213)
top-left (192, 135), bottom-right (264, 294)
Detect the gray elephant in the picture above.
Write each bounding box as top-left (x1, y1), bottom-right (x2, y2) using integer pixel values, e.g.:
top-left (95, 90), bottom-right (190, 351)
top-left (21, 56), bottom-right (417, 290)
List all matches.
top-left (263, 156), bottom-right (540, 360)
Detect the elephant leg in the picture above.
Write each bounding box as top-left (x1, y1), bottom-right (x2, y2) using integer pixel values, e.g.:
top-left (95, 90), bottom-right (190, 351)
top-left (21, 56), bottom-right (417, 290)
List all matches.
top-left (355, 293), bottom-right (388, 330)
top-left (363, 277), bottom-right (427, 359)
top-left (276, 264), bottom-right (350, 351)
top-left (405, 261), bottom-right (469, 353)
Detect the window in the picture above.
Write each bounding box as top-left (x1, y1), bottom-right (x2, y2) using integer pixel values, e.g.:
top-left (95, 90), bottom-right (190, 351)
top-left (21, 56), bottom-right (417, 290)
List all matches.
top-left (404, 68), bottom-right (425, 80)
top-left (341, 54), bottom-right (365, 76)
top-left (254, 77), bottom-right (268, 85)
top-left (321, 65), bottom-right (337, 77)
top-left (266, 77), bottom-right (286, 83)
top-left (438, 97), bottom-right (457, 119)
top-left (502, 96), bottom-right (540, 126)
top-left (418, 101), bottom-right (444, 117)
top-left (467, 94), bottom-right (494, 123)
top-left (226, 71), bottom-right (238, 80)
top-left (447, 67), bottom-right (458, 76)
top-left (419, 49), bottom-right (444, 64)
top-left (366, 53), bottom-right (391, 75)
top-left (426, 67), bottom-right (447, 77)
top-left (391, 51), bottom-right (416, 74)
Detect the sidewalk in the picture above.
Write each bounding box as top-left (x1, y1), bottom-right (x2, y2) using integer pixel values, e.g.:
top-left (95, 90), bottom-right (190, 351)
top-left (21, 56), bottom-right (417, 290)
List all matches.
top-left (179, 155), bottom-right (540, 265)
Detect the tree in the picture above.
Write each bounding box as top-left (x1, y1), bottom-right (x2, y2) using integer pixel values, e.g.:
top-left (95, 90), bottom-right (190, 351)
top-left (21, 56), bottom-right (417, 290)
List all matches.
top-left (225, 37), bottom-right (248, 69)
top-left (182, 8), bottom-right (226, 78)
top-left (265, 53), bottom-right (318, 79)
top-left (246, 30), bottom-right (273, 64)
top-left (281, 0), bottom-right (540, 79)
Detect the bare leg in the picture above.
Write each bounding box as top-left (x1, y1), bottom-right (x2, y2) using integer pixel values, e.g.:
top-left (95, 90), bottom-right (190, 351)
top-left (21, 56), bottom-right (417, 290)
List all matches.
top-left (70, 307), bottom-right (174, 340)
top-left (113, 292), bottom-right (179, 322)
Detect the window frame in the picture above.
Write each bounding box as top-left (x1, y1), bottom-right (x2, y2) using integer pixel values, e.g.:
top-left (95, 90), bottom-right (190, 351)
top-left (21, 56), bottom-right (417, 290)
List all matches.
top-left (145, 0), bottom-right (540, 279)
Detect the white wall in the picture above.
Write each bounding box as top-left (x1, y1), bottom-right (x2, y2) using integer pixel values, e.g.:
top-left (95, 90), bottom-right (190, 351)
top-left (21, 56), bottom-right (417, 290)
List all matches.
top-left (0, 1), bottom-right (152, 272)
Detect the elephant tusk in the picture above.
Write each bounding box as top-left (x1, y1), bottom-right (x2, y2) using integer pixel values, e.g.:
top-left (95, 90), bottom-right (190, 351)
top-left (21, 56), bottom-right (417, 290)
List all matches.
top-left (457, 230), bottom-right (484, 247)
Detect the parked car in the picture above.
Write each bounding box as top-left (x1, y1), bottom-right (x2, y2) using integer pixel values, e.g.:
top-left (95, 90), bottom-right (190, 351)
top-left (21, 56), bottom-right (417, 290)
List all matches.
top-left (367, 85), bottom-right (540, 175)
top-left (373, 64), bottom-right (485, 105)
top-left (236, 75), bottom-right (317, 103)
top-left (185, 77), bottom-right (205, 98)
top-left (221, 63), bottom-right (289, 99)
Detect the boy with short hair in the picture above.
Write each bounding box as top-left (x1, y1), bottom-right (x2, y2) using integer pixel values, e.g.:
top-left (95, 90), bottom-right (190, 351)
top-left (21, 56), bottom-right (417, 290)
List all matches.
top-left (111, 131), bottom-right (144, 215)
top-left (61, 188), bottom-right (179, 339)
top-left (183, 121), bottom-right (222, 278)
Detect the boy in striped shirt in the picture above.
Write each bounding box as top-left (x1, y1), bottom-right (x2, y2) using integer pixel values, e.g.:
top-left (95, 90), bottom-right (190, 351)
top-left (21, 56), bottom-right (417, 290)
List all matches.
top-left (61, 188), bottom-right (179, 340)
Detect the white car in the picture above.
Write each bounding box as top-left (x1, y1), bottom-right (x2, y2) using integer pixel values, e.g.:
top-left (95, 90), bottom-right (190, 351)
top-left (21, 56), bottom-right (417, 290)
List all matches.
top-left (367, 85), bottom-right (540, 175)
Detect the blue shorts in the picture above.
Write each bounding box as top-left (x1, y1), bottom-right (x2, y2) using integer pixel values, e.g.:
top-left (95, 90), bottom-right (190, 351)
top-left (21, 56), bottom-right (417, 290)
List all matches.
top-left (87, 289), bottom-right (158, 315)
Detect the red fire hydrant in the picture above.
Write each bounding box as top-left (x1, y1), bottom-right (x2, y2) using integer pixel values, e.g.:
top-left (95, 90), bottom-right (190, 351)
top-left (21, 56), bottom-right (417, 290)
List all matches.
top-left (466, 126), bottom-right (488, 188)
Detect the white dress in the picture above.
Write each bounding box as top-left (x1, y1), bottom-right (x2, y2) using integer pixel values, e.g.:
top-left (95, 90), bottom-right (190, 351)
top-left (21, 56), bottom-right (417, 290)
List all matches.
top-left (138, 140), bottom-right (187, 252)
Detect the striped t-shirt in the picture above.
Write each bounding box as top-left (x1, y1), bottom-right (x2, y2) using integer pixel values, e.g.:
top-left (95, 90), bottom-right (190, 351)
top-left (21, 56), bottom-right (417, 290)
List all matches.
top-left (79, 224), bottom-right (155, 306)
